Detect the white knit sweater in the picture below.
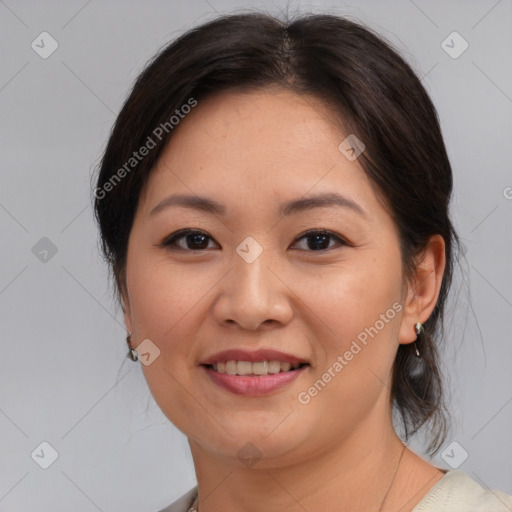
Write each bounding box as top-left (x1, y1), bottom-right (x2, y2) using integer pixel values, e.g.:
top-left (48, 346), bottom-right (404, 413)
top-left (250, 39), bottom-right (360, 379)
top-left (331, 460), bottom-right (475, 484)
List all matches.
top-left (158, 470), bottom-right (512, 511)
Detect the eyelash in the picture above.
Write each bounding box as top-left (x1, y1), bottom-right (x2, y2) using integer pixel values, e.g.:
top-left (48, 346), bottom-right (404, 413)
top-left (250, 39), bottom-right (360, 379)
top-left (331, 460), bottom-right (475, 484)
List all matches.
top-left (159, 229), bottom-right (350, 253)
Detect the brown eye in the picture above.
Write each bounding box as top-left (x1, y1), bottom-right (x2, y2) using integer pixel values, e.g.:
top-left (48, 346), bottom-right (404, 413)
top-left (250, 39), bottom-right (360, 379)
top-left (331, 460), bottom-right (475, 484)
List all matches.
top-left (161, 229), bottom-right (218, 251)
top-left (292, 230), bottom-right (348, 251)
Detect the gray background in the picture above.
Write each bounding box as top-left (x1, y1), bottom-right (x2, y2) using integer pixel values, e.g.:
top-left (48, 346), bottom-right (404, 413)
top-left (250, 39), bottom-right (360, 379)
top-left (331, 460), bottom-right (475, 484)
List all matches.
top-left (1, 0), bottom-right (511, 510)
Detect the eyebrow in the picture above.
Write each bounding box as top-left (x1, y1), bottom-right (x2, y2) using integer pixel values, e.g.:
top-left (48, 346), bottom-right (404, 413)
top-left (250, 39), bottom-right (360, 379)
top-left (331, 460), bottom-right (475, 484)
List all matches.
top-left (149, 192), bottom-right (367, 218)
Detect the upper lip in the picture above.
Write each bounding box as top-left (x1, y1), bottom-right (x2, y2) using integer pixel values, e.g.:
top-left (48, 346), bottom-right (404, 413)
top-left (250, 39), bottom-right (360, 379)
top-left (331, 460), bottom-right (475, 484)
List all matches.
top-left (200, 349), bottom-right (309, 366)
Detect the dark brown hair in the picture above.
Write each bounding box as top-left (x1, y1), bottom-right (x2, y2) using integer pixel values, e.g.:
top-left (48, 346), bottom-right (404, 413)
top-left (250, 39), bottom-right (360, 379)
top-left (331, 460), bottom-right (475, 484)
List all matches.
top-left (93, 12), bottom-right (460, 454)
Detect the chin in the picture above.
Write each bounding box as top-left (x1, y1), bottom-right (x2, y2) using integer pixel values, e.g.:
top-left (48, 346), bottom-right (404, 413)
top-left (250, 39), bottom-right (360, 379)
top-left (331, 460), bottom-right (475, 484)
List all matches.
top-left (193, 424), bottom-right (311, 466)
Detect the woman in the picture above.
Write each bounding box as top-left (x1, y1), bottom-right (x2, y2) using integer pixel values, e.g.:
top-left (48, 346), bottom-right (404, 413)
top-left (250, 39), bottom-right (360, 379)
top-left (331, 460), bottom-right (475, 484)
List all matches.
top-left (93, 12), bottom-right (512, 512)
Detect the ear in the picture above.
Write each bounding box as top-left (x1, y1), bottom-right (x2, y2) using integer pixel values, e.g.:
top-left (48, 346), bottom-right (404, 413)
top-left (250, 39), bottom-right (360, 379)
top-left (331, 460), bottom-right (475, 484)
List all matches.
top-left (398, 234), bottom-right (446, 345)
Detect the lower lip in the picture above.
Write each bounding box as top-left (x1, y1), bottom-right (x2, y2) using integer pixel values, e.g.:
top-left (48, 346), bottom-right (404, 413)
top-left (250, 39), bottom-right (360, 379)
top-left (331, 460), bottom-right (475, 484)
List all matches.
top-left (202, 365), bottom-right (308, 396)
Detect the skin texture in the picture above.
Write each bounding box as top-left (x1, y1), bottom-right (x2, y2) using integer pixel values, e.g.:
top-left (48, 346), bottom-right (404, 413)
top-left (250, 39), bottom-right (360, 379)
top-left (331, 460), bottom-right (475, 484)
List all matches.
top-left (122, 89), bottom-right (446, 511)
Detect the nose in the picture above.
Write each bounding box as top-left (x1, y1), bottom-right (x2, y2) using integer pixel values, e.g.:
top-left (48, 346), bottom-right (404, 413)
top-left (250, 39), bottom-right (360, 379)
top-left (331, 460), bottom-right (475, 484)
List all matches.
top-left (212, 246), bottom-right (294, 331)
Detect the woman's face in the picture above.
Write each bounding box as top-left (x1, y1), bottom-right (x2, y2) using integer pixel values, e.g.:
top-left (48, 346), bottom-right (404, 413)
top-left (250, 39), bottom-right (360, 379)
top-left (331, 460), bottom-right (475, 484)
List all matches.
top-left (123, 89), bottom-right (417, 466)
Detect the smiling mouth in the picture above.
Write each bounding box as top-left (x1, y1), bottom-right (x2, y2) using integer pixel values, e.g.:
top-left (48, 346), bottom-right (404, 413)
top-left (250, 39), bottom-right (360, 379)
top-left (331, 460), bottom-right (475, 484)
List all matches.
top-left (202, 360), bottom-right (310, 376)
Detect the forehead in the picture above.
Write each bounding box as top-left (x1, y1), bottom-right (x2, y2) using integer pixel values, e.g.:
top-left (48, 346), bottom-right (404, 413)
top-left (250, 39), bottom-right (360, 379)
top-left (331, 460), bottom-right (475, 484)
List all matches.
top-left (139, 89), bottom-right (379, 219)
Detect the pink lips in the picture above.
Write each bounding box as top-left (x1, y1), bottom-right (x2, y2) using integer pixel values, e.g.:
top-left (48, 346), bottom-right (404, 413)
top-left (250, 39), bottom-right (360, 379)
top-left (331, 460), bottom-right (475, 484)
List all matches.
top-left (200, 348), bottom-right (309, 396)
top-left (203, 365), bottom-right (308, 396)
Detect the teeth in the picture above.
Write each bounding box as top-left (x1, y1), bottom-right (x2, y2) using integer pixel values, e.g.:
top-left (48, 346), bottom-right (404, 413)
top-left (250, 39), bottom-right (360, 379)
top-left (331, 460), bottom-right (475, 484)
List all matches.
top-left (225, 361), bottom-right (237, 375)
top-left (280, 362), bottom-right (291, 372)
top-left (252, 361), bottom-right (268, 375)
top-left (211, 360), bottom-right (302, 375)
top-left (237, 361), bottom-right (252, 375)
top-left (268, 361), bottom-right (281, 374)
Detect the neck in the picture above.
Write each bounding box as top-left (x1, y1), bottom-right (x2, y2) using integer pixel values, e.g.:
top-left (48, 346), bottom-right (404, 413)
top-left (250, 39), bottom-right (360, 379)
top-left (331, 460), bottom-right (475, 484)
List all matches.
top-left (188, 416), bottom-right (407, 512)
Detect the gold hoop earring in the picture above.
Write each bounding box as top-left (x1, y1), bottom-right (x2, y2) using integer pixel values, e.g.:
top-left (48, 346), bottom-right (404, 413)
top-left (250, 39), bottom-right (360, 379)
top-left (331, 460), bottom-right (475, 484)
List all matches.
top-left (126, 333), bottom-right (138, 361)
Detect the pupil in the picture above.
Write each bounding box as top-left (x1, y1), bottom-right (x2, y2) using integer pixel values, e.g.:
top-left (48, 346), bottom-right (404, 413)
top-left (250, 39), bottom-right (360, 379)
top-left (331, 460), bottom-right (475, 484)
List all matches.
top-left (309, 234), bottom-right (328, 250)
top-left (189, 233), bottom-right (207, 249)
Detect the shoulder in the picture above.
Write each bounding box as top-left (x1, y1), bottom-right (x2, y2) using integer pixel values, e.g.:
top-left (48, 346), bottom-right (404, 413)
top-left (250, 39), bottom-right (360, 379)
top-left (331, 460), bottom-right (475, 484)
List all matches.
top-left (412, 470), bottom-right (512, 511)
top-left (156, 486), bottom-right (198, 512)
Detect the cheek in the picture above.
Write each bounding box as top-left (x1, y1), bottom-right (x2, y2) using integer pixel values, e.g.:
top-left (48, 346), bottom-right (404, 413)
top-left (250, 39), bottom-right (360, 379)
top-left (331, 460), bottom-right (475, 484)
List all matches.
top-left (295, 259), bottom-right (402, 431)
top-left (126, 252), bottom-right (206, 341)
top-left (125, 255), bottom-right (209, 432)
top-left (310, 252), bottom-right (402, 350)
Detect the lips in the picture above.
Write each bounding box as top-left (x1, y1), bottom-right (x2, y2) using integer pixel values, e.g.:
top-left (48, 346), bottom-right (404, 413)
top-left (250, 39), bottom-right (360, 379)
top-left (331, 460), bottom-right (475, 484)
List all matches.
top-left (199, 348), bottom-right (310, 396)
top-left (200, 348), bottom-right (308, 366)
